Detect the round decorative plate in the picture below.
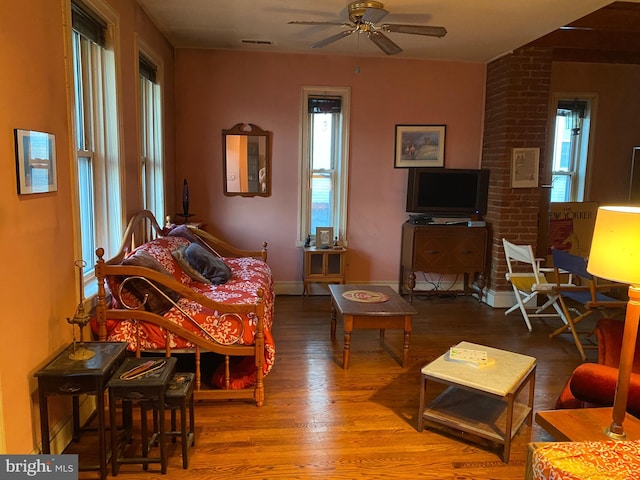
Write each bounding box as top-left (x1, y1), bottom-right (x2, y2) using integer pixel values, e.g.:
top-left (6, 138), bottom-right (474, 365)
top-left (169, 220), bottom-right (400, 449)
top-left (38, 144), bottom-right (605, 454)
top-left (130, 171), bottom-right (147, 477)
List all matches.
top-left (342, 290), bottom-right (390, 303)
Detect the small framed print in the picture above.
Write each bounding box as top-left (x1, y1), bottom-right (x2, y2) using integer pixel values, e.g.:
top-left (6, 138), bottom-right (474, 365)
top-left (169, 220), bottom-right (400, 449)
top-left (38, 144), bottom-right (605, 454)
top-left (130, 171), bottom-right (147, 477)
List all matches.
top-left (315, 227), bottom-right (334, 249)
top-left (14, 129), bottom-right (57, 194)
top-left (394, 124), bottom-right (445, 168)
top-left (511, 147), bottom-right (539, 188)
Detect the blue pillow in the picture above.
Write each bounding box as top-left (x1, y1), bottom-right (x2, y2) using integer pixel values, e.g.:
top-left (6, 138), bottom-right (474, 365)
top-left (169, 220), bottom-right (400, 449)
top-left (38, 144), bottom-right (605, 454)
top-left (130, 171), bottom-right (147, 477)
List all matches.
top-left (185, 243), bottom-right (232, 285)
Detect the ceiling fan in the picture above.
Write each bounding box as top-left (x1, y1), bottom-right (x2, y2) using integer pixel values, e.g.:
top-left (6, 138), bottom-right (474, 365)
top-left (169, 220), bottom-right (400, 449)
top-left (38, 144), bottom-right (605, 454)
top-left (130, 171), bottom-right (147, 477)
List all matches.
top-left (288, 1), bottom-right (447, 56)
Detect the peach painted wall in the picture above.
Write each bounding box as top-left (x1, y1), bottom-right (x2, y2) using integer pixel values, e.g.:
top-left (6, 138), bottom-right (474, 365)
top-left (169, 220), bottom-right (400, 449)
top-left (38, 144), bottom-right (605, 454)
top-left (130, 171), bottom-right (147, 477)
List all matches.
top-left (0, 0), bottom-right (174, 454)
top-left (551, 62), bottom-right (640, 204)
top-left (175, 50), bottom-right (486, 289)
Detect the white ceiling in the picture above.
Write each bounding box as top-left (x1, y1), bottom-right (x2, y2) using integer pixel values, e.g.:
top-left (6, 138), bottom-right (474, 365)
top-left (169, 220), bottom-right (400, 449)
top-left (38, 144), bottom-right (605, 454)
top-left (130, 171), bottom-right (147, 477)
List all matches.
top-left (136, 0), bottom-right (629, 62)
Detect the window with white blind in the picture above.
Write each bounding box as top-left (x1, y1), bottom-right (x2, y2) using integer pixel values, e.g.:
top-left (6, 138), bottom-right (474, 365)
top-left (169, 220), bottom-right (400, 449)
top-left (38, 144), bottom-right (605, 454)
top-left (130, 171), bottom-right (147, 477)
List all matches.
top-left (550, 98), bottom-right (591, 202)
top-left (70, 0), bottom-right (123, 290)
top-left (299, 87), bottom-right (350, 246)
top-left (139, 52), bottom-right (164, 223)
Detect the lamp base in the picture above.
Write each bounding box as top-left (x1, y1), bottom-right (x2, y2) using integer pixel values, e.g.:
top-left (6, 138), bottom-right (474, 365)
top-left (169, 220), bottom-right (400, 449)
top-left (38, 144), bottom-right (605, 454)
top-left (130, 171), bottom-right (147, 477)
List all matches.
top-left (176, 213), bottom-right (194, 223)
top-left (606, 424), bottom-right (627, 440)
top-left (68, 345), bottom-right (95, 361)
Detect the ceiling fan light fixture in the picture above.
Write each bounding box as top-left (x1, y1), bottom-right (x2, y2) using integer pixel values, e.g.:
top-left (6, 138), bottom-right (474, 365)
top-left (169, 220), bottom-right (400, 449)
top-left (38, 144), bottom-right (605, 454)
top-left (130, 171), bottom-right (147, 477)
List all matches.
top-left (289, 0), bottom-right (447, 56)
top-left (348, 1), bottom-right (386, 23)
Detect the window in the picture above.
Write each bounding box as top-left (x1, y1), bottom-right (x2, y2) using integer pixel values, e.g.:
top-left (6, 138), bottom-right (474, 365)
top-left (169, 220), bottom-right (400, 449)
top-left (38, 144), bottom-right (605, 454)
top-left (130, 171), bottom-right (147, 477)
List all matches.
top-left (299, 87), bottom-right (350, 245)
top-left (550, 99), bottom-right (591, 202)
top-left (70, 0), bottom-right (123, 289)
top-left (138, 51), bottom-right (164, 223)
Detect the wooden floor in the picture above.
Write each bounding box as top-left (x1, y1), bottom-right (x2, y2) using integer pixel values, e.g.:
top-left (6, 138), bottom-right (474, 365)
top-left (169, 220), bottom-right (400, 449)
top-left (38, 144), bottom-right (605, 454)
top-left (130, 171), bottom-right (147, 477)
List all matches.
top-left (76, 293), bottom-right (601, 479)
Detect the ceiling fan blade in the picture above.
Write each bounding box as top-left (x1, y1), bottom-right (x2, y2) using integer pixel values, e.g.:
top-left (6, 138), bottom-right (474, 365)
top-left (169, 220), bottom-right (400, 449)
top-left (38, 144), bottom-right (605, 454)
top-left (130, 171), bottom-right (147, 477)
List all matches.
top-left (362, 7), bottom-right (388, 24)
top-left (311, 29), bottom-right (355, 48)
top-left (382, 24), bottom-right (447, 38)
top-left (369, 31), bottom-right (402, 55)
top-left (288, 21), bottom-right (351, 27)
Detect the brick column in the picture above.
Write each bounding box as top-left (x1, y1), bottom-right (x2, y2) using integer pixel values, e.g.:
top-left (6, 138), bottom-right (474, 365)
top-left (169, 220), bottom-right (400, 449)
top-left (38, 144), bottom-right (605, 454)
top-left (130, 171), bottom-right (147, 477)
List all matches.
top-left (482, 46), bottom-right (553, 306)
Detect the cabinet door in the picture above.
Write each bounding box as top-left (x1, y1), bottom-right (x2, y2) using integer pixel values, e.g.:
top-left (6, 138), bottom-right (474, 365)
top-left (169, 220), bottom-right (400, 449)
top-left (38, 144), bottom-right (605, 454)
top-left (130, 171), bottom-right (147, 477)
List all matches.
top-left (449, 230), bottom-right (486, 271)
top-left (413, 232), bottom-right (450, 271)
top-left (308, 252), bottom-right (324, 276)
top-left (326, 252), bottom-right (342, 275)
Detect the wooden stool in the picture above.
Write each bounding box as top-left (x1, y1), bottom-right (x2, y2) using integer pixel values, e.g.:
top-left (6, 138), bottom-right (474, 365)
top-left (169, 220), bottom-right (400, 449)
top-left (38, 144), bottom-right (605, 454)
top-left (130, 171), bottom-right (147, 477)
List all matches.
top-left (141, 373), bottom-right (195, 469)
top-left (107, 357), bottom-right (176, 475)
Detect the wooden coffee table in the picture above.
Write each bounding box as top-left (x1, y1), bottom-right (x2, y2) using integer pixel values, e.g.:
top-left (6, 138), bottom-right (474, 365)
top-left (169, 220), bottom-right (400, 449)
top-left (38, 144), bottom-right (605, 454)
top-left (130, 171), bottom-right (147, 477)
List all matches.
top-left (329, 284), bottom-right (417, 369)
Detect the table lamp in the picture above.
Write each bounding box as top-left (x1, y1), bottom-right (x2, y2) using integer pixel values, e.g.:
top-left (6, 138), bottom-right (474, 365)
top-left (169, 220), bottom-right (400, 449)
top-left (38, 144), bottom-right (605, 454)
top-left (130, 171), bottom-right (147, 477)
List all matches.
top-left (587, 205), bottom-right (640, 439)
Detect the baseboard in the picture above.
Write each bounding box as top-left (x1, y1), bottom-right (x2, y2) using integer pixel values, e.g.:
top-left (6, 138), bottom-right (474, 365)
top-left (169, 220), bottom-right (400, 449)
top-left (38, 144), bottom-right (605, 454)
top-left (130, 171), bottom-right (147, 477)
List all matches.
top-left (34, 395), bottom-right (96, 454)
top-left (274, 281), bottom-right (302, 296)
top-left (275, 280), bottom-right (515, 311)
top-left (274, 281), bottom-right (399, 296)
top-left (484, 288), bottom-right (516, 308)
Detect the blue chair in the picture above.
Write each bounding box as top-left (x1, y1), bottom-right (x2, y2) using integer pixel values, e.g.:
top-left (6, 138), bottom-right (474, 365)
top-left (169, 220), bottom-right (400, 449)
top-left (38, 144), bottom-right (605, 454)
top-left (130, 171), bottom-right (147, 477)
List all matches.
top-left (550, 248), bottom-right (627, 361)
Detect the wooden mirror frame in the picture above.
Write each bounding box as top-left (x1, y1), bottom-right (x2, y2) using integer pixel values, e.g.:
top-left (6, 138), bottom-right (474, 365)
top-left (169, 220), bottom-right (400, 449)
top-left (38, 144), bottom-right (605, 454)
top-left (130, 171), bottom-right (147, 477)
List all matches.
top-left (222, 123), bottom-right (272, 197)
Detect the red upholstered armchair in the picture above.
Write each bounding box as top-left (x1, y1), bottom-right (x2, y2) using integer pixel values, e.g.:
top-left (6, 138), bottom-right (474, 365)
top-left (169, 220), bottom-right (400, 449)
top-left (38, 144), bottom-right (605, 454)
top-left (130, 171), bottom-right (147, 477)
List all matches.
top-left (555, 318), bottom-right (640, 417)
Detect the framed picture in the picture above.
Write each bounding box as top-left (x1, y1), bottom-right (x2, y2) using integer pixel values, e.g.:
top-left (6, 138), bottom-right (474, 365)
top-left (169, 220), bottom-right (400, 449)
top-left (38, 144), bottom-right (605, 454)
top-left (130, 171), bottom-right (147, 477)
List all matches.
top-left (394, 125), bottom-right (445, 168)
top-left (14, 129), bottom-right (57, 194)
top-left (511, 147), bottom-right (540, 188)
top-left (315, 227), bottom-right (334, 249)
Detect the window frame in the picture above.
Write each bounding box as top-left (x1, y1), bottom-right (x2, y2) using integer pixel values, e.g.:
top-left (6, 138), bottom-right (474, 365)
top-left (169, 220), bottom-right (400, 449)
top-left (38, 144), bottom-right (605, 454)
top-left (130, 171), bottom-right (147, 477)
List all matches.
top-left (66, 0), bottom-right (125, 296)
top-left (136, 37), bottom-right (165, 224)
top-left (549, 93), bottom-right (597, 203)
top-left (298, 86), bottom-right (350, 246)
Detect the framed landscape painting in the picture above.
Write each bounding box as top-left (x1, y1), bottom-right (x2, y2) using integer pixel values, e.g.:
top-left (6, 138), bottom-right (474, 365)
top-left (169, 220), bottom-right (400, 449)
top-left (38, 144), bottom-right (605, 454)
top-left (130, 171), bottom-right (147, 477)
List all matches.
top-left (14, 129), bottom-right (57, 194)
top-left (394, 125), bottom-right (445, 168)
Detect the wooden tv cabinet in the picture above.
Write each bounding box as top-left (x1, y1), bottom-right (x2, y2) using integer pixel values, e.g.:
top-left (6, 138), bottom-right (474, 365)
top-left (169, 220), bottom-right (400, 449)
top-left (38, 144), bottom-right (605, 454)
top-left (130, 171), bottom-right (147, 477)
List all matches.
top-left (400, 222), bottom-right (488, 300)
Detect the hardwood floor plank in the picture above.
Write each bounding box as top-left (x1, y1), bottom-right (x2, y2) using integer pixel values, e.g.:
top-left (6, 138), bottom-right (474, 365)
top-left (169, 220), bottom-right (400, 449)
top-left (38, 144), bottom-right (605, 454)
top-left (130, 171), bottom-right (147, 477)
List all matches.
top-left (74, 294), bottom-right (600, 479)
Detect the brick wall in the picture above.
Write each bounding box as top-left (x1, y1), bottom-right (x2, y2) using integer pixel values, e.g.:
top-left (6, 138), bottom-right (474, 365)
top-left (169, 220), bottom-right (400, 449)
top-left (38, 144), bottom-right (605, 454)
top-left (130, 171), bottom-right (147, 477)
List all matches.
top-left (482, 46), bottom-right (553, 293)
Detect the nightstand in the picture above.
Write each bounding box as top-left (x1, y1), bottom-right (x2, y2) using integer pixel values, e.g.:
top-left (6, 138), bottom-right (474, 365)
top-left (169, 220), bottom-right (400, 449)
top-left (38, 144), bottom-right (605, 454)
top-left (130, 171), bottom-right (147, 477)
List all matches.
top-left (303, 246), bottom-right (347, 294)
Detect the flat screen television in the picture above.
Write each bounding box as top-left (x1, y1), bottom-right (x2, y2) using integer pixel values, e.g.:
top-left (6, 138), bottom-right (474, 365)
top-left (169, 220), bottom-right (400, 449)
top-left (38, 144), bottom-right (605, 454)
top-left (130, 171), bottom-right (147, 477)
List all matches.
top-left (406, 168), bottom-right (490, 217)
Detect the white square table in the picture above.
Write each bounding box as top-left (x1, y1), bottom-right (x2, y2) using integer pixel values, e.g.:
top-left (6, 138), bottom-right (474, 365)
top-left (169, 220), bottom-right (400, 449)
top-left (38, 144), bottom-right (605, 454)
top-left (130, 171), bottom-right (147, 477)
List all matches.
top-left (418, 341), bottom-right (536, 462)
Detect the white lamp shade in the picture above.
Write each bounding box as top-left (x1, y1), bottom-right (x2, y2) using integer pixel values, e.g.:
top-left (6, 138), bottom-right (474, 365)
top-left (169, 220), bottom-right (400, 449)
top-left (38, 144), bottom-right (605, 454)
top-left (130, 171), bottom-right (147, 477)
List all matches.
top-left (587, 206), bottom-right (640, 286)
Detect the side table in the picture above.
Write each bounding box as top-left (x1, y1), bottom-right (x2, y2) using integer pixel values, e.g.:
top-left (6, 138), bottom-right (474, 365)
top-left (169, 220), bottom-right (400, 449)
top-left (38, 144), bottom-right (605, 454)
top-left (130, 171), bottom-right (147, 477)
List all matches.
top-left (303, 246), bottom-right (347, 295)
top-left (535, 407), bottom-right (640, 441)
top-left (34, 342), bottom-right (128, 480)
top-left (108, 356), bottom-right (177, 475)
top-left (418, 341), bottom-right (536, 462)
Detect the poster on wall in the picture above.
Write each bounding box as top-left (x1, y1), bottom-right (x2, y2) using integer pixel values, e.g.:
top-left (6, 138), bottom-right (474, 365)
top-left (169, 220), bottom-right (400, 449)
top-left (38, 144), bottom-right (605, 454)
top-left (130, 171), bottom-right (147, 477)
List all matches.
top-left (548, 202), bottom-right (599, 257)
top-left (511, 147), bottom-right (539, 188)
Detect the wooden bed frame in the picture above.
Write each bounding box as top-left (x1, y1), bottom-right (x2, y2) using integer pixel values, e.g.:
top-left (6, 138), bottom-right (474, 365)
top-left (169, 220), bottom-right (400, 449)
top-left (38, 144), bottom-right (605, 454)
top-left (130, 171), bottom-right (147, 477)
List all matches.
top-left (94, 210), bottom-right (269, 406)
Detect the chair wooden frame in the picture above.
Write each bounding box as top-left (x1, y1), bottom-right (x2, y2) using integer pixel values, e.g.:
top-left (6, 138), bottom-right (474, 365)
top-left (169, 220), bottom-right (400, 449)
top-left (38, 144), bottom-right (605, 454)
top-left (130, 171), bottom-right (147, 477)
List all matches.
top-left (550, 248), bottom-right (627, 361)
top-left (503, 238), bottom-right (569, 331)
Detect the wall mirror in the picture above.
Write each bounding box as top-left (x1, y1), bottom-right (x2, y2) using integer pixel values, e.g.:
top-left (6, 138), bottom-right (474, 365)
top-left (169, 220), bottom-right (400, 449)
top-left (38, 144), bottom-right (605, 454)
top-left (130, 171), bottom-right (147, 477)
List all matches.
top-left (222, 123), bottom-right (271, 197)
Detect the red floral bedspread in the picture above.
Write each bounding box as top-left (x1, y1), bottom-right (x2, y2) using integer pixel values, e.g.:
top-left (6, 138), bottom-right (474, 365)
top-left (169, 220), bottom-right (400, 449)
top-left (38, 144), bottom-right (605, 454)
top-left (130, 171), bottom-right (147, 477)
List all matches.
top-left (531, 440), bottom-right (640, 479)
top-left (93, 236), bottom-right (275, 390)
